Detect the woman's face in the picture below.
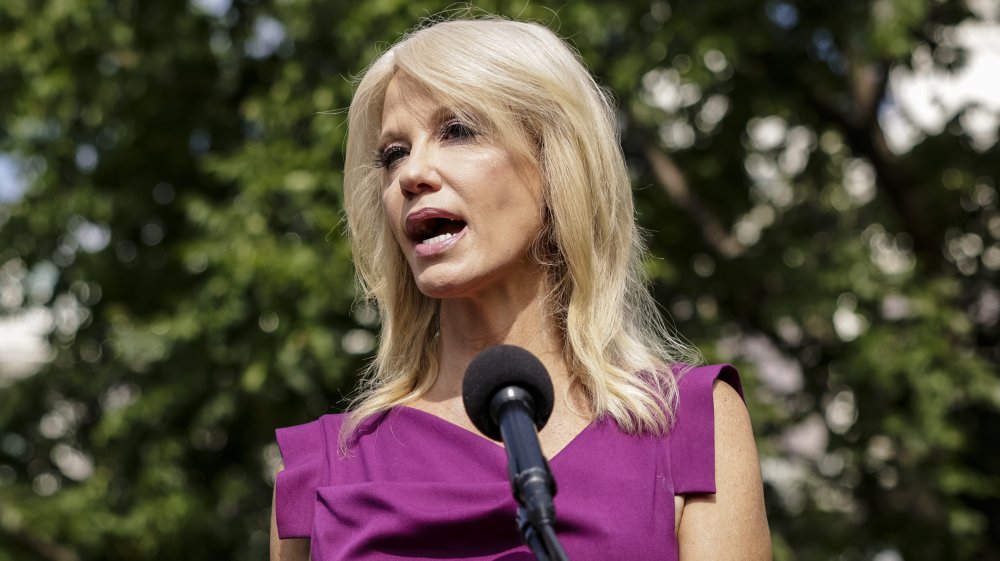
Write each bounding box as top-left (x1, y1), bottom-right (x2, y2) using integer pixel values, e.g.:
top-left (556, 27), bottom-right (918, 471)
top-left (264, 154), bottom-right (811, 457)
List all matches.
top-left (378, 73), bottom-right (546, 299)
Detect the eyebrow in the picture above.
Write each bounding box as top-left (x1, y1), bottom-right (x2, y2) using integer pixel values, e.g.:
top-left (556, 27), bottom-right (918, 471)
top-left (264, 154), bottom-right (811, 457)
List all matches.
top-left (375, 129), bottom-right (404, 151)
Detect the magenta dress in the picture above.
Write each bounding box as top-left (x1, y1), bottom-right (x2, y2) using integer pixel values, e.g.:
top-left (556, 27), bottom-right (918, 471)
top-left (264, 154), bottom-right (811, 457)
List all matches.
top-left (275, 364), bottom-right (743, 560)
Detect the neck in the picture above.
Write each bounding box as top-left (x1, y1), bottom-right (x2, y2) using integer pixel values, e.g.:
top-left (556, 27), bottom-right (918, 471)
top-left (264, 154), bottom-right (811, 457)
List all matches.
top-left (423, 273), bottom-right (568, 403)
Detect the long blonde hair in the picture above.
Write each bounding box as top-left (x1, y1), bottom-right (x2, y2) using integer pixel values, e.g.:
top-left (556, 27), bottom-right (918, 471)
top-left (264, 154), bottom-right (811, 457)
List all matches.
top-left (341, 16), bottom-right (701, 443)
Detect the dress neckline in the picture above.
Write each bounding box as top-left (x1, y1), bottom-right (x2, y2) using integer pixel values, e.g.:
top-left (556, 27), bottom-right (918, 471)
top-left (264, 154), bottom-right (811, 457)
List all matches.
top-left (393, 405), bottom-right (601, 464)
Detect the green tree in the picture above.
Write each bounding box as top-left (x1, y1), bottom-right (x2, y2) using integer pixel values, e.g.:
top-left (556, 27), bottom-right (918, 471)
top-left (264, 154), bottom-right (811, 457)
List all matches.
top-left (0, 1), bottom-right (997, 560)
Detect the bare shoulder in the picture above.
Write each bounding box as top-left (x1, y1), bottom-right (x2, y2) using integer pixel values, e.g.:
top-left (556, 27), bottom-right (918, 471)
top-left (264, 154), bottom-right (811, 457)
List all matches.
top-left (712, 379), bottom-right (753, 443)
top-left (677, 379), bottom-right (771, 561)
top-left (270, 464), bottom-right (311, 561)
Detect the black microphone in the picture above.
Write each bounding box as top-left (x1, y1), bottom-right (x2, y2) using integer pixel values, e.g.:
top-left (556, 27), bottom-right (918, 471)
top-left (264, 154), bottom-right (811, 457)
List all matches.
top-left (463, 345), bottom-right (568, 560)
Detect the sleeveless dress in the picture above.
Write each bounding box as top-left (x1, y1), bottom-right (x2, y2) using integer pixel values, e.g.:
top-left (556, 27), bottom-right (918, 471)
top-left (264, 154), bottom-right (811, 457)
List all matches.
top-left (274, 364), bottom-right (744, 561)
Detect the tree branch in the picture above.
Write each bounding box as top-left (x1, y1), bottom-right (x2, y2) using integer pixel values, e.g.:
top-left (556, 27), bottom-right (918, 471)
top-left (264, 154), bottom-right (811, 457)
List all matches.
top-left (0, 504), bottom-right (81, 561)
top-left (641, 142), bottom-right (744, 259)
top-left (803, 58), bottom-right (943, 269)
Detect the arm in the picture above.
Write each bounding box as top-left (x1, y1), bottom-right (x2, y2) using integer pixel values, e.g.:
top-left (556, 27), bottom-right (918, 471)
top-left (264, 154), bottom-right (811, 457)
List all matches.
top-left (270, 465), bottom-right (311, 561)
top-left (677, 380), bottom-right (771, 560)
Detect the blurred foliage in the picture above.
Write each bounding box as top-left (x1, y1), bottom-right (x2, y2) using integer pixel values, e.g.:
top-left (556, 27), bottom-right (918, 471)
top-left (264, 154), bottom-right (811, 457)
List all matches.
top-left (0, 0), bottom-right (998, 559)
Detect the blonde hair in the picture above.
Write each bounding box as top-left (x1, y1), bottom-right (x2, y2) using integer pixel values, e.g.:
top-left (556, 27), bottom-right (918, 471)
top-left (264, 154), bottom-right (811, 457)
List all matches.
top-left (341, 16), bottom-right (701, 444)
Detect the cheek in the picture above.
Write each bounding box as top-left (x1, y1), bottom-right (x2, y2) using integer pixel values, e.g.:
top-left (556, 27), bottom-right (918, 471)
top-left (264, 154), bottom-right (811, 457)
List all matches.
top-left (478, 153), bottom-right (545, 214)
top-left (380, 189), bottom-right (407, 248)
top-left (507, 174), bottom-right (546, 229)
top-left (378, 188), bottom-right (414, 264)
top-left (381, 187), bottom-right (400, 227)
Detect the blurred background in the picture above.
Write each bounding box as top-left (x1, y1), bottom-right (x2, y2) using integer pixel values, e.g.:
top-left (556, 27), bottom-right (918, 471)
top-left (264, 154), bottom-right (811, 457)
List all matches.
top-left (1, 0), bottom-right (998, 559)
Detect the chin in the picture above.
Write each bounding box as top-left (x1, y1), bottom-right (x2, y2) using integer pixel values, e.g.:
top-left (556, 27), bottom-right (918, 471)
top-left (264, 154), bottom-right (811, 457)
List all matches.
top-left (412, 269), bottom-right (479, 300)
top-left (414, 279), bottom-right (467, 300)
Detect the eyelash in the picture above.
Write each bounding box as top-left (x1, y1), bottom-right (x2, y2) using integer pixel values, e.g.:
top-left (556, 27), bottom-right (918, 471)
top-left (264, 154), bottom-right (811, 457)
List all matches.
top-left (441, 119), bottom-right (475, 141)
top-left (374, 119), bottom-right (476, 169)
top-left (374, 145), bottom-right (406, 170)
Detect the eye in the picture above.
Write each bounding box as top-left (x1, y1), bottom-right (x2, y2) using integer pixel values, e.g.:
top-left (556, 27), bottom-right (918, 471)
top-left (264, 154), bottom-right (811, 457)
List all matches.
top-left (441, 119), bottom-right (475, 141)
top-left (375, 144), bottom-right (408, 169)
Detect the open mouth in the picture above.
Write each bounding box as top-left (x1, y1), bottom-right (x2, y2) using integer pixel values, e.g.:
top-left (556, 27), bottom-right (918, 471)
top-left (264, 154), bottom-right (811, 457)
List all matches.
top-left (410, 217), bottom-right (467, 245)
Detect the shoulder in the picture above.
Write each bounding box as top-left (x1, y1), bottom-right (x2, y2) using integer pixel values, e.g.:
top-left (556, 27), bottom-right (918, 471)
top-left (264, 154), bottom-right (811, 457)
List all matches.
top-left (667, 364), bottom-right (744, 494)
top-left (674, 363), bottom-right (743, 402)
top-left (705, 379), bottom-right (758, 500)
top-left (275, 413), bottom-right (346, 456)
top-left (708, 379), bottom-right (751, 449)
top-left (675, 367), bottom-right (771, 560)
top-left (271, 413), bottom-right (353, 541)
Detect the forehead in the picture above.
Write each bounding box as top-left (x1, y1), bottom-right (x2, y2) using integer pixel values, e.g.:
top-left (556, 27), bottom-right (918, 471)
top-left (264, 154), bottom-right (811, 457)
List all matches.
top-left (379, 74), bottom-right (447, 134)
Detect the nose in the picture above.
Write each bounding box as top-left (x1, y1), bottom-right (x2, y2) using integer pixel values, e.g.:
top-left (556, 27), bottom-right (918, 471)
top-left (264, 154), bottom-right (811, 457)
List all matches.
top-left (397, 145), bottom-right (442, 198)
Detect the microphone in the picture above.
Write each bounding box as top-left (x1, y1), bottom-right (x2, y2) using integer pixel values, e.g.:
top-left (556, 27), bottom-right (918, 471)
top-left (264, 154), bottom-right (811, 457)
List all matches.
top-left (462, 344), bottom-right (554, 440)
top-left (462, 345), bottom-right (569, 561)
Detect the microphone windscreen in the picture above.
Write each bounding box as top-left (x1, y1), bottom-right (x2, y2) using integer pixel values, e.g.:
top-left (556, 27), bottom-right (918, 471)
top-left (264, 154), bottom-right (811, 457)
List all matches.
top-left (462, 345), bottom-right (554, 440)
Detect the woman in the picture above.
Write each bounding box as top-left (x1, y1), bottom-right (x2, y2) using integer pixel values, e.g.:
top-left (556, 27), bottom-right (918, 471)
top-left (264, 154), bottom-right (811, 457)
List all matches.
top-left (271, 16), bottom-right (770, 561)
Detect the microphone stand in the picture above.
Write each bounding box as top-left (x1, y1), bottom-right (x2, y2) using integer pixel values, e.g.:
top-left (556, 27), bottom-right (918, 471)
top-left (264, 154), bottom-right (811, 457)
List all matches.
top-left (518, 507), bottom-right (550, 561)
top-left (517, 508), bottom-right (572, 561)
top-left (493, 388), bottom-right (571, 561)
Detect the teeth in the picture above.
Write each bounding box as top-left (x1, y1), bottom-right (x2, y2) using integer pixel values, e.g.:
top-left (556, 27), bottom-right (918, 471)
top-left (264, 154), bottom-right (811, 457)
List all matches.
top-left (422, 232), bottom-right (454, 245)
